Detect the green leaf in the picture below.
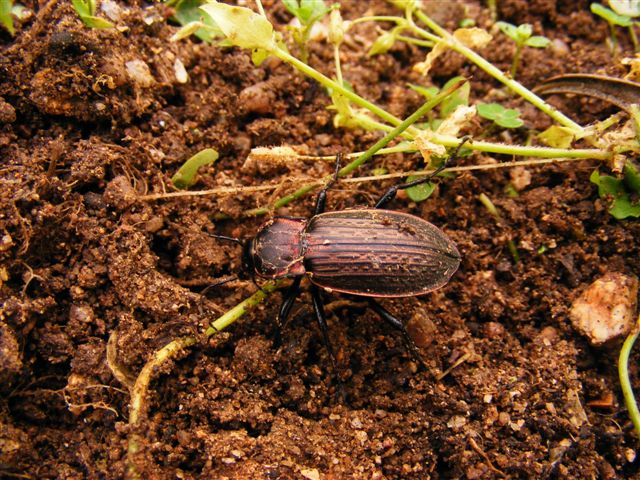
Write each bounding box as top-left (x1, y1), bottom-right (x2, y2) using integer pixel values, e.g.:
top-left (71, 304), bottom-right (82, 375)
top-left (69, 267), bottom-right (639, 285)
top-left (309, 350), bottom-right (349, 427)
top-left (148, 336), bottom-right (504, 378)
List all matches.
top-left (525, 35), bottom-right (551, 48)
top-left (81, 15), bottom-right (115, 29)
top-left (368, 30), bottom-right (397, 56)
top-left (624, 159), bottom-right (640, 193)
top-left (477, 102), bottom-right (523, 129)
top-left (496, 21), bottom-right (518, 41)
top-left (590, 169), bottom-right (640, 219)
top-left (0, 0), bottom-right (15, 35)
top-left (171, 148), bottom-right (219, 189)
top-left (200, 1), bottom-right (275, 50)
top-left (171, 0), bottom-right (222, 43)
top-left (537, 125), bottom-right (576, 148)
top-left (459, 18), bottom-right (475, 28)
top-left (476, 102), bottom-right (502, 120)
top-left (283, 0), bottom-right (328, 25)
top-left (71, 0), bottom-right (114, 29)
top-left (71, 0), bottom-right (92, 17)
top-left (440, 76), bottom-right (470, 117)
top-left (609, 0), bottom-right (640, 17)
top-left (251, 47), bottom-right (270, 66)
top-left (591, 2), bottom-right (633, 26)
top-left (494, 112), bottom-right (524, 129)
top-left (407, 83), bottom-right (439, 99)
top-left (515, 23), bottom-right (533, 42)
top-left (405, 175), bottom-right (436, 202)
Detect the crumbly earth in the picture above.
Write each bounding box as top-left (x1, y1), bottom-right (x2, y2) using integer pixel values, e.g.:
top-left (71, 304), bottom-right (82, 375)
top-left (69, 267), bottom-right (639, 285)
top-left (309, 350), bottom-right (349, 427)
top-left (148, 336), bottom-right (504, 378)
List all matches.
top-left (1, 0), bottom-right (639, 478)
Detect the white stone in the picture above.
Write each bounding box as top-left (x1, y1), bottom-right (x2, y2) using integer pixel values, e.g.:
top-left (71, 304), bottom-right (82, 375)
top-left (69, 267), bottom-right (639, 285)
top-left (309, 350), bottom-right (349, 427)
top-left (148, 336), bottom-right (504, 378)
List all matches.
top-left (570, 272), bottom-right (638, 344)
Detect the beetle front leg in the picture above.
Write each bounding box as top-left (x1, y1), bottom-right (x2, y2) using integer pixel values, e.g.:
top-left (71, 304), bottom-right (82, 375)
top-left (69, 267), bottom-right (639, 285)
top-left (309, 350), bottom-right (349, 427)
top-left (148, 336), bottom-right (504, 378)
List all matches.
top-left (367, 299), bottom-right (427, 370)
top-left (374, 136), bottom-right (471, 209)
top-left (274, 276), bottom-right (302, 347)
top-left (314, 153), bottom-right (342, 215)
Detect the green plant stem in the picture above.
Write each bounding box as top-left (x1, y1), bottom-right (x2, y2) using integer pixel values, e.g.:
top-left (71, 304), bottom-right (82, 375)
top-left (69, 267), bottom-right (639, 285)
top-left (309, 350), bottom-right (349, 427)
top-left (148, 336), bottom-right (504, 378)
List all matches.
top-left (272, 47), bottom-right (414, 134)
top-left (511, 43), bottom-right (522, 79)
top-left (396, 34), bottom-right (434, 48)
top-left (411, 10), bottom-right (585, 134)
top-left (333, 44), bottom-right (343, 85)
top-left (629, 104), bottom-right (640, 139)
top-left (430, 133), bottom-right (611, 159)
top-left (351, 15), bottom-right (407, 25)
top-left (254, 0), bottom-right (266, 18)
top-left (609, 23), bottom-right (619, 53)
top-left (128, 280), bottom-right (284, 477)
top-left (619, 329), bottom-right (640, 441)
top-left (487, 0), bottom-right (497, 22)
top-left (243, 78), bottom-right (466, 217)
top-left (629, 24), bottom-right (639, 52)
top-left (205, 281), bottom-right (282, 335)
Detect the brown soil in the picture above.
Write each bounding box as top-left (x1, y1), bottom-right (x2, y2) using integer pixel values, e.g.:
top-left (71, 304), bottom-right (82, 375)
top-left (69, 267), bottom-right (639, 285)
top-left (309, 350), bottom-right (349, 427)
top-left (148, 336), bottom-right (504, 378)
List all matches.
top-left (1, 0), bottom-right (639, 478)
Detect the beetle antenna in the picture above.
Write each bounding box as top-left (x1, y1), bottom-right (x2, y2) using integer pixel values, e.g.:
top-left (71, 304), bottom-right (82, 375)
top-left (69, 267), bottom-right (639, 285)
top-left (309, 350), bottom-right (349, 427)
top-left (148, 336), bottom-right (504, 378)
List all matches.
top-left (206, 233), bottom-right (244, 246)
top-left (200, 275), bottom-right (239, 296)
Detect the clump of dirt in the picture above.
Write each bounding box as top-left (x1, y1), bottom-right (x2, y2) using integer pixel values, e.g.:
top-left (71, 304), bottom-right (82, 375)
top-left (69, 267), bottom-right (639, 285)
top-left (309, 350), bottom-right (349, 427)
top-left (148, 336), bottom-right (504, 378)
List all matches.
top-left (1, 0), bottom-right (639, 478)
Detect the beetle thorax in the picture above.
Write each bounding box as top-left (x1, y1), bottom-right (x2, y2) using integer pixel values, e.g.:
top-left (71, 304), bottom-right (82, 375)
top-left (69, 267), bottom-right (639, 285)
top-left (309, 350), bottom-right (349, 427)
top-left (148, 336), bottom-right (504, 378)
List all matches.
top-left (250, 217), bottom-right (308, 279)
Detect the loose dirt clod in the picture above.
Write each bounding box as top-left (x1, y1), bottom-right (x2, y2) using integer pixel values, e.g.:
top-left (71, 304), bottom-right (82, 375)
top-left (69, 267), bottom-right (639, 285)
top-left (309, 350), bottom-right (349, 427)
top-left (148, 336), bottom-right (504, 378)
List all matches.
top-left (569, 272), bottom-right (638, 344)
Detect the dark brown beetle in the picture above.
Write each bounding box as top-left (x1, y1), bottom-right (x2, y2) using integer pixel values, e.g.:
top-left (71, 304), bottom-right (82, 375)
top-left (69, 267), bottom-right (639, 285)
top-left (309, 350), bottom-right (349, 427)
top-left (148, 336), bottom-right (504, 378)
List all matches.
top-left (236, 140), bottom-right (467, 371)
top-left (245, 210), bottom-right (460, 297)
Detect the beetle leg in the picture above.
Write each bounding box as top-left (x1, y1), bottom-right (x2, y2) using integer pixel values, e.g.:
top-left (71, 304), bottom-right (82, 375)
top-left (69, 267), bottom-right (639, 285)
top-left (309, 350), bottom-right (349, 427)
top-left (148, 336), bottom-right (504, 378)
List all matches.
top-left (311, 285), bottom-right (346, 399)
top-left (314, 153), bottom-right (342, 215)
top-left (367, 299), bottom-right (427, 370)
top-left (274, 276), bottom-right (302, 347)
top-left (374, 136), bottom-right (471, 209)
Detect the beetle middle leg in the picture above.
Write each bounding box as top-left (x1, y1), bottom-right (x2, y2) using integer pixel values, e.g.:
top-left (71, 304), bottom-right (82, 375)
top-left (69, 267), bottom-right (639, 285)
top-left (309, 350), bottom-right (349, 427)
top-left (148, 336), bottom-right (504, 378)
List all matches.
top-left (310, 284), bottom-right (347, 398)
top-left (314, 153), bottom-right (342, 215)
top-left (375, 136), bottom-right (471, 209)
top-left (367, 299), bottom-right (427, 370)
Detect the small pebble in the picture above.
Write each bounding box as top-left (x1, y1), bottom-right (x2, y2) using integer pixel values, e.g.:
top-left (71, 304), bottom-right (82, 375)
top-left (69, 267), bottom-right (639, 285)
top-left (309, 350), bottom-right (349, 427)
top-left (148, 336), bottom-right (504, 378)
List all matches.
top-left (126, 59), bottom-right (155, 88)
top-left (569, 272), bottom-right (638, 344)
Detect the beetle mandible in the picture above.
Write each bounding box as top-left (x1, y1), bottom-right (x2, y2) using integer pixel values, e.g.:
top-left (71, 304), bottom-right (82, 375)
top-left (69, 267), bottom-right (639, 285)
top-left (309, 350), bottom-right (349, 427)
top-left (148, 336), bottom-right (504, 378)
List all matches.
top-left (239, 139), bottom-right (467, 371)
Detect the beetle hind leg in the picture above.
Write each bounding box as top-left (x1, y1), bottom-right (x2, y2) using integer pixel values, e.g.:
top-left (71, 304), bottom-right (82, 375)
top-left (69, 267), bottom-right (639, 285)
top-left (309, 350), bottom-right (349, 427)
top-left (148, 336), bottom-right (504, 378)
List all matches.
top-left (367, 299), bottom-right (427, 370)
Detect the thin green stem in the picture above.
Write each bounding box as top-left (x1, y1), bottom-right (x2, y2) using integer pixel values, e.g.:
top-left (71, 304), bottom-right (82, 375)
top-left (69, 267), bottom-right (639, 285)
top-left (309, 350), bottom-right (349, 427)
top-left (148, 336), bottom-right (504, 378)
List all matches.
top-left (333, 44), bottom-right (343, 85)
top-left (629, 104), bottom-right (640, 140)
top-left (243, 78), bottom-right (466, 217)
top-left (619, 329), bottom-right (640, 441)
top-left (430, 133), bottom-right (611, 160)
top-left (411, 10), bottom-right (585, 134)
top-left (396, 34), bottom-right (434, 48)
top-left (511, 44), bottom-right (522, 79)
top-left (487, 0), bottom-right (497, 22)
top-left (206, 281), bottom-right (283, 335)
top-left (610, 23), bottom-right (619, 54)
top-left (272, 47), bottom-right (411, 132)
top-left (254, 0), bottom-right (266, 18)
top-left (629, 24), bottom-right (639, 52)
top-left (351, 15), bottom-right (407, 25)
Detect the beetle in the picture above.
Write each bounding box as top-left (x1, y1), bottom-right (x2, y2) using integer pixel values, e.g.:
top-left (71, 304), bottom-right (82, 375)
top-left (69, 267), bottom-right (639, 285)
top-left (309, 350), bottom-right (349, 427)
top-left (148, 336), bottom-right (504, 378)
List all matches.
top-left (235, 139), bottom-right (467, 372)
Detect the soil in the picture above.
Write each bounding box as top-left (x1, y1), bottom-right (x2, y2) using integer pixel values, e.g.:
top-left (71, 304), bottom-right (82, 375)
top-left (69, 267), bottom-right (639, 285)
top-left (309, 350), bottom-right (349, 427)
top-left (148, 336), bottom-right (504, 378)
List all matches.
top-left (1, 0), bottom-right (639, 478)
